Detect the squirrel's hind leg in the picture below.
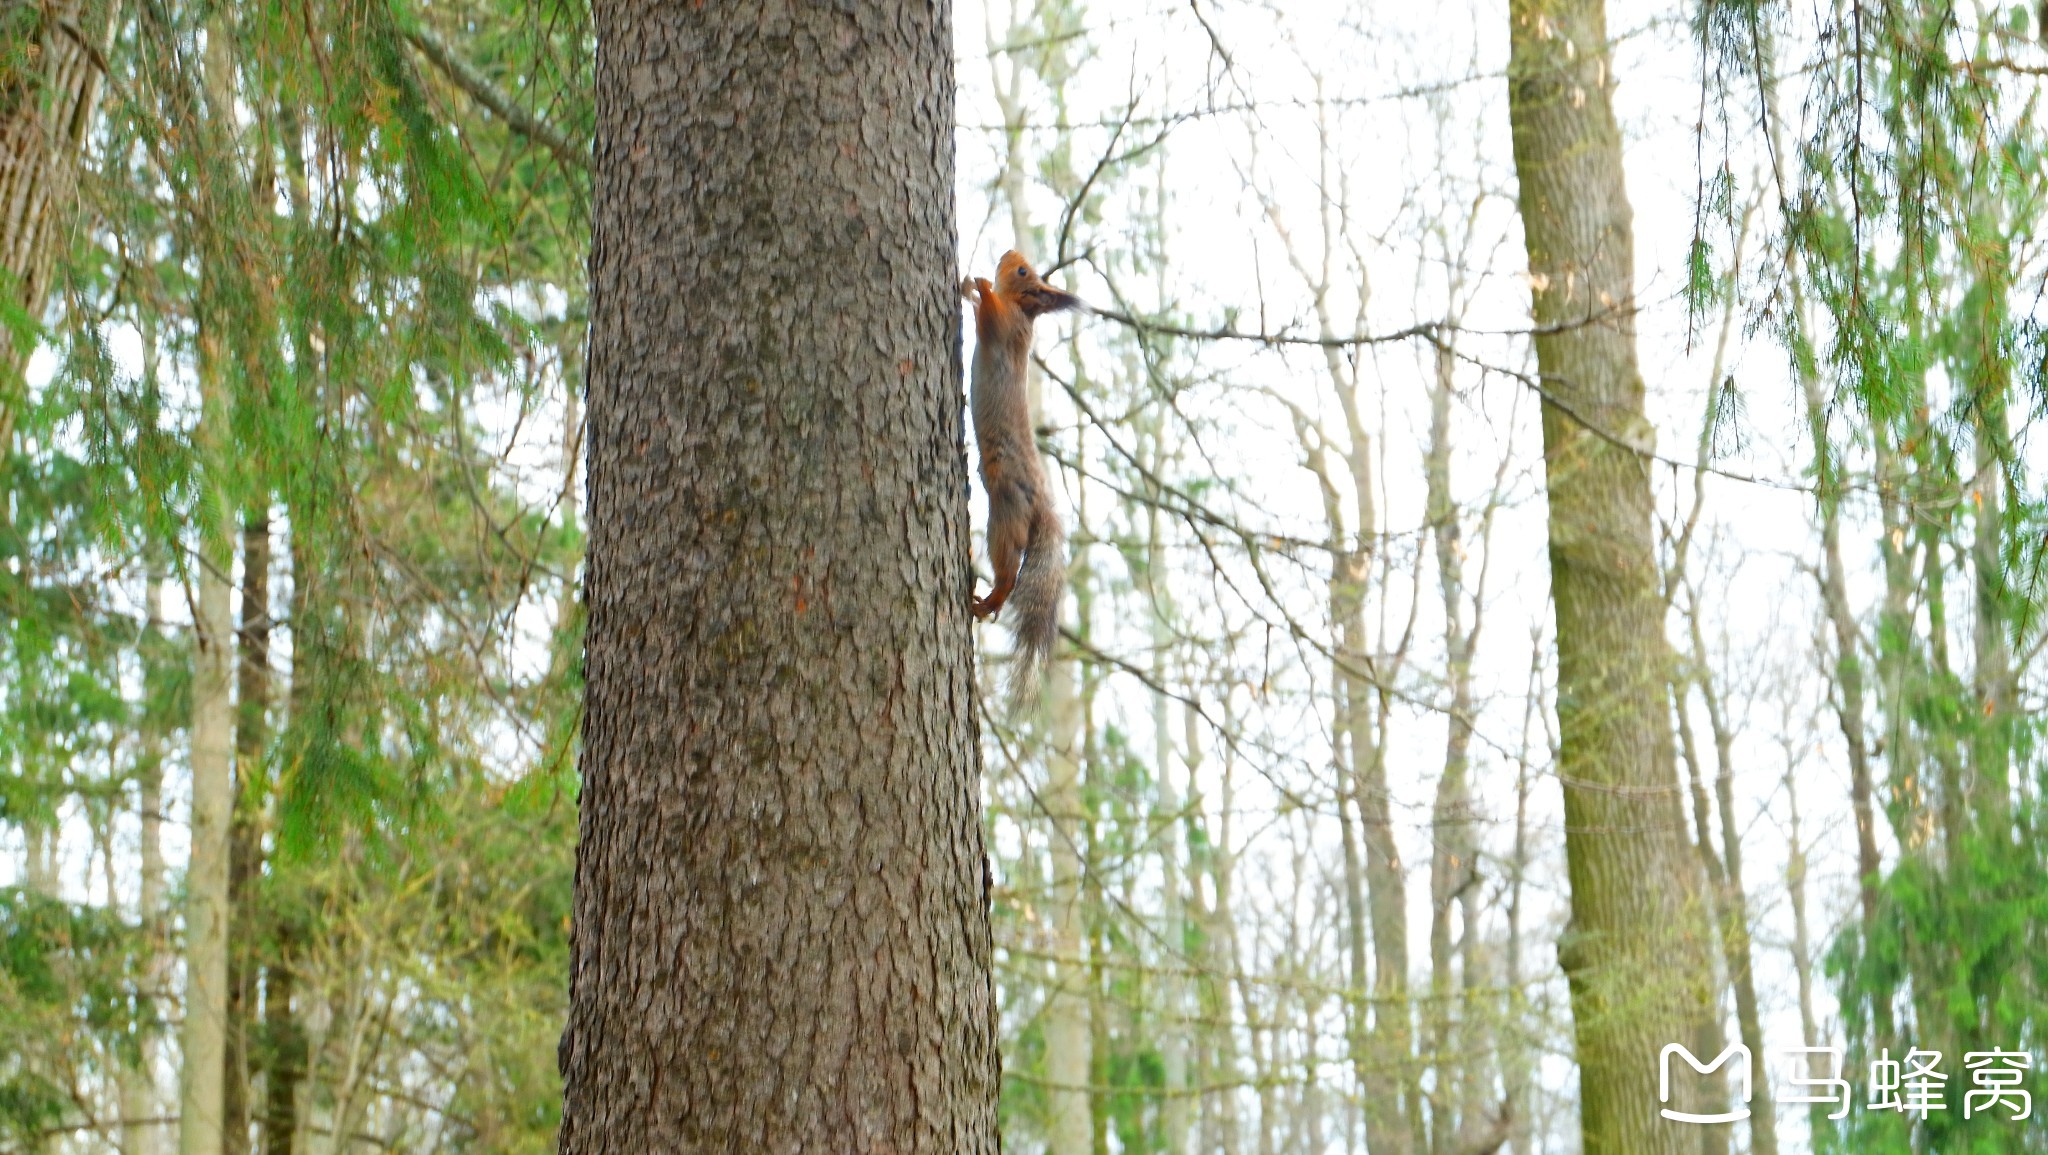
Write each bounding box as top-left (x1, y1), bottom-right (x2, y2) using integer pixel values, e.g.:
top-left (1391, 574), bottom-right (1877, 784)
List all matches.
top-left (974, 517), bottom-right (1027, 619)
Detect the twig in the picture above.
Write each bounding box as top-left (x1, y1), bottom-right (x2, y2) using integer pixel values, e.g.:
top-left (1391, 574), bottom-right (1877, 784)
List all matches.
top-left (403, 25), bottom-right (587, 173)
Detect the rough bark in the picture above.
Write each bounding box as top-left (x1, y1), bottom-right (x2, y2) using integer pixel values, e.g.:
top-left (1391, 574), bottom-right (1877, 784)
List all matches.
top-left (556, 5), bottom-right (998, 1152)
top-left (0, 0), bottom-right (110, 437)
top-left (1505, 3), bottom-right (1717, 1151)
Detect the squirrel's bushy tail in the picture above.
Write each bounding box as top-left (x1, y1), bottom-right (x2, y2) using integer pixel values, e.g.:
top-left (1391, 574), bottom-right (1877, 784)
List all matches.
top-left (1006, 507), bottom-right (1067, 710)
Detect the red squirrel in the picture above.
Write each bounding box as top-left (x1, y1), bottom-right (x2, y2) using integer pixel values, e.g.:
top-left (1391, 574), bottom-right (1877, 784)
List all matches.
top-left (961, 251), bottom-right (1078, 699)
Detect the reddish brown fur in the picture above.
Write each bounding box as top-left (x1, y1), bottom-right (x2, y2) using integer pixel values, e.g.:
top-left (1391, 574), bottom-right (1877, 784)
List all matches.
top-left (961, 251), bottom-right (1077, 700)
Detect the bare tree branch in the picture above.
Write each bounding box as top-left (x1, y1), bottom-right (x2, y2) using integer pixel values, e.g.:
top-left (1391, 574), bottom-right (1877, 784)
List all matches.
top-left (404, 25), bottom-right (587, 173)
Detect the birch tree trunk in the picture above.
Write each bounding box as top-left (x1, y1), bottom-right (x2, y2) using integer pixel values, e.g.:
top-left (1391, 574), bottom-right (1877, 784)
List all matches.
top-left (556, 4), bottom-right (999, 1151)
top-left (1506, 2), bottom-right (1717, 1150)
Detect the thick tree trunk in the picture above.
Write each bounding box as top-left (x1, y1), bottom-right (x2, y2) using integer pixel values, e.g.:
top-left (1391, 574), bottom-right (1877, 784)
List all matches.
top-left (0, 0), bottom-right (109, 437)
top-left (557, 5), bottom-right (996, 1152)
top-left (1505, 3), bottom-right (1717, 1152)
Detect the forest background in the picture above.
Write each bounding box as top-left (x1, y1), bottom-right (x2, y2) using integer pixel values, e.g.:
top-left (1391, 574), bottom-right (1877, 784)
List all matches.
top-left (3, 0), bottom-right (2046, 1153)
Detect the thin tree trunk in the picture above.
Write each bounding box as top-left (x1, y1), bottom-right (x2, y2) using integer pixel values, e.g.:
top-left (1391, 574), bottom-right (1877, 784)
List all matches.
top-left (179, 22), bottom-right (242, 1155)
top-left (1668, 308), bottom-right (1762, 1155)
top-left (1780, 749), bottom-right (1829, 1138)
top-left (1206, 717), bottom-right (1244, 1155)
top-left (1798, 363), bottom-right (1883, 925)
top-left (1693, 645), bottom-right (1776, 1155)
top-left (223, 512), bottom-right (271, 1155)
top-left (1756, 54), bottom-right (1890, 967)
top-left (257, 926), bottom-right (302, 1155)
top-left (124, 566), bottom-right (171, 1155)
top-left (990, 58), bottom-right (1092, 1155)
top-left (1671, 703), bottom-right (1732, 1155)
top-left (125, 769), bottom-right (166, 1155)
top-left (1146, 423), bottom-right (1189, 1155)
top-left (1506, 3), bottom-right (1718, 1150)
top-left (1045, 656), bottom-right (1093, 1155)
top-left (23, 825), bottom-right (56, 893)
top-left (1778, 203), bottom-right (1883, 931)
top-left (257, 529), bottom-right (321, 1155)
top-left (557, 4), bottom-right (996, 1151)
top-left (1964, 235), bottom-right (2013, 824)
top-left (1503, 632), bottom-right (1542, 1155)
top-left (180, 351), bottom-right (238, 1155)
top-left (1323, 450), bottom-right (1411, 1155)
top-left (1424, 335), bottom-right (1481, 1155)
